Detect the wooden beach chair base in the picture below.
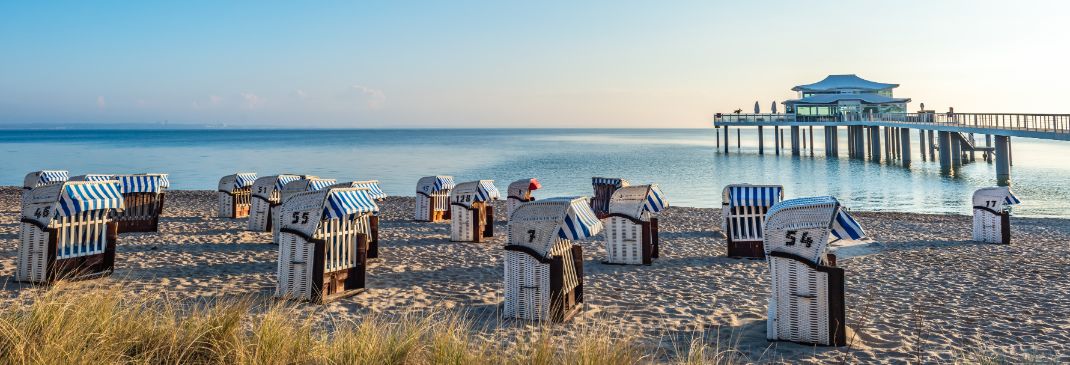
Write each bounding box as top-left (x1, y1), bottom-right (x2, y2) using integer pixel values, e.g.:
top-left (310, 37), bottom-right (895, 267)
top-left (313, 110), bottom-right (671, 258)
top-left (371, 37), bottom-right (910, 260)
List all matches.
top-left (727, 239), bottom-right (765, 259)
top-left (116, 193), bottom-right (165, 233)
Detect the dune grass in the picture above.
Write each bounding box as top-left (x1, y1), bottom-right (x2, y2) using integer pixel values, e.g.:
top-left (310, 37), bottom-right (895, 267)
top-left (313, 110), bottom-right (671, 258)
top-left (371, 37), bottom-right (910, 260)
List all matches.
top-left (0, 284), bottom-right (752, 365)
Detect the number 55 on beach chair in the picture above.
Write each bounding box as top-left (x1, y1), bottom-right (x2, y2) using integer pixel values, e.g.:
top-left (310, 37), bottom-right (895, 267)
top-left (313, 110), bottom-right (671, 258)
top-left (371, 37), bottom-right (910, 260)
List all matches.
top-left (763, 196), bottom-right (865, 347)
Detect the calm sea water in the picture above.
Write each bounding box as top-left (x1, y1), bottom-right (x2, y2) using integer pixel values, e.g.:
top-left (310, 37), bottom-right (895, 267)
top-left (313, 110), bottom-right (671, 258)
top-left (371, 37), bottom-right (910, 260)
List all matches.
top-left (2, 129), bottom-right (1068, 218)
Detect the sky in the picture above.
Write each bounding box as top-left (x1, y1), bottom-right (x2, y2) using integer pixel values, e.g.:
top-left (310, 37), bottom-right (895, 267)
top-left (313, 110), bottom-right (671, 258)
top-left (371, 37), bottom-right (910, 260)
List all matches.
top-left (1, 1), bottom-right (1069, 128)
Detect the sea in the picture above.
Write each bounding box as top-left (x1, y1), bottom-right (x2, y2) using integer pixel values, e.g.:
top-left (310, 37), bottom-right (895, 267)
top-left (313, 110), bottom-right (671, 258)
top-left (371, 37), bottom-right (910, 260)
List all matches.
top-left (2, 128), bottom-right (1068, 218)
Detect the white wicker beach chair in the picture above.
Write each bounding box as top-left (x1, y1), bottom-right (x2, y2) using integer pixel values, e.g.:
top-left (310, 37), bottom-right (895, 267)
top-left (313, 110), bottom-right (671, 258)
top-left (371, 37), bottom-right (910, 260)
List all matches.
top-left (22, 170), bottom-right (69, 205)
top-left (113, 173), bottom-right (169, 233)
top-left (504, 197), bottom-right (603, 322)
top-left (722, 184), bottom-right (785, 258)
top-left (972, 187), bottom-right (1021, 244)
top-left (591, 177), bottom-right (629, 218)
top-left (17, 180), bottom-right (124, 284)
top-left (329, 181), bottom-right (387, 257)
top-left (248, 174), bottom-right (311, 232)
top-left (218, 173), bottom-right (257, 218)
top-left (415, 176), bottom-right (455, 222)
top-left (276, 187), bottom-right (378, 303)
top-left (506, 178), bottom-right (541, 218)
top-left (273, 177), bottom-right (337, 242)
top-left (763, 196), bottom-right (866, 347)
top-left (603, 184), bottom-right (668, 265)
top-left (450, 180), bottom-right (501, 242)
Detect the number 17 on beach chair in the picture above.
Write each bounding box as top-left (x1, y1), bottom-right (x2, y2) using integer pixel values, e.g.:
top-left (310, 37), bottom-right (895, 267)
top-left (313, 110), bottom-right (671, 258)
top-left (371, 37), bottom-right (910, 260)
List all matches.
top-left (17, 180), bottom-right (124, 284)
top-left (763, 196), bottom-right (866, 347)
top-left (218, 173), bottom-right (257, 218)
top-left (972, 187), bottom-right (1021, 244)
top-left (504, 197), bottom-right (603, 322)
top-left (722, 184), bottom-right (784, 258)
top-left (275, 187), bottom-right (378, 303)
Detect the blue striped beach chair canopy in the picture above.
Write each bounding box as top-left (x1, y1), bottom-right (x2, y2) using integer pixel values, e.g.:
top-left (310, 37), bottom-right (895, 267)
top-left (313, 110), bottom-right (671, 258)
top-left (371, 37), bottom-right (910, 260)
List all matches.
top-left (509, 196), bottom-right (604, 258)
top-left (114, 174), bottom-right (170, 194)
top-left (766, 196), bottom-right (866, 241)
top-left (23, 181), bottom-right (125, 224)
top-left (218, 172), bottom-right (257, 192)
top-left (23, 170), bottom-right (69, 189)
top-left (973, 187), bottom-right (1021, 212)
top-left (322, 188), bottom-right (380, 220)
top-left (607, 184), bottom-right (669, 220)
top-left (71, 174), bottom-right (116, 182)
top-left (450, 180), bottom-right (501, 208)
top-left (274, 174), bottom-right (309, 192)
top-left (592, 177), bottom-right (629, 188)
top-left (417, 175), bottom-right (455, 195)
top-left (332, 180), bottom-right (388, 200)
top-left (282, 177), bottom-right (337, 196)
top-left (723, 184), bottom-right (784, 208)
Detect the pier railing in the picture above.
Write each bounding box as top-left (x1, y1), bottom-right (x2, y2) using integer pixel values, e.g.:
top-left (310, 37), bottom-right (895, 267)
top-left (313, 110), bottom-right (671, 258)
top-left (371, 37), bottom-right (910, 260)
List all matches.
top-left (714, 112), bottom-right (1070, 135)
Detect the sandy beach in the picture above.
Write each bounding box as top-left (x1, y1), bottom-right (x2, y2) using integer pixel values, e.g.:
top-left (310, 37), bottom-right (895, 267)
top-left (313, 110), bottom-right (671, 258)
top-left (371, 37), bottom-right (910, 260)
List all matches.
top-left (2, 186), bottom-right (1069, 363)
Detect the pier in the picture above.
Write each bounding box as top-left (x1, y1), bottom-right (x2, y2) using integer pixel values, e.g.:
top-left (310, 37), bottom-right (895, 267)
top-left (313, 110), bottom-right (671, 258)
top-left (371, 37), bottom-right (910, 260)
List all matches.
top-left (713, 112), bottom-right (1070, 186)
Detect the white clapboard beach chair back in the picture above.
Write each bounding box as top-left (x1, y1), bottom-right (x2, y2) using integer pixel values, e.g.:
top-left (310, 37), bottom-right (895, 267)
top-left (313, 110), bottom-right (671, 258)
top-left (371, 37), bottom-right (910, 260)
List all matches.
top-left (603, 184), bottom-right (668, 265)
top-left (415, 176), bottom-right (455, 222)
top-left (273, 177), bottom-right (337, 242)
top-left (506, 178), bottom-right (541, 218)
top-left (112, 173), bottom-right (169, 233)
top-left (248, 174), bottom-right (309, 232)
top-left (591, 177), bottom-right (629, 218)
top-left (329, 181), bottom-right (387, 257)
top-left (722, 184), bottom-right (784, 258)
top-left (18, 180), bottom-right (124, 284)
top-left (504, 197), bottom-right (603, 322)
top-left (972, 187), bottom-right (1021, 244)
top-left (22, 170), bottom-right (69, 205)
top-left (450, 180), bottom-right (501, 242)
top-left (218, 172), bottom-right (257, 218)
top-left (763, 196), bottom-right (866, 347)
top-left (276, 187), bottom-right (378, 303)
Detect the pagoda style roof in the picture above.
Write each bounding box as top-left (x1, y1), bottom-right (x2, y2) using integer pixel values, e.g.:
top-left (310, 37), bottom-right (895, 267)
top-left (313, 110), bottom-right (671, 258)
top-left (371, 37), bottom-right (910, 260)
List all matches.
top-left (792, 74), bottom-right (898, 92)
top-left (784, 93), bottom-right (911, 105)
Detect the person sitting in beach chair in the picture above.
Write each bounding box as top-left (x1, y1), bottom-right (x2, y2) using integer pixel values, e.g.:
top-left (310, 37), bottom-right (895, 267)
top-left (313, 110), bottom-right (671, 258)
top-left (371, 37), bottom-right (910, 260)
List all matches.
top-left (248, 174), bottom-right (311, 232)
top-left (506, 178), bottom-right (541, 218)
top-left (763, 196), bottom-right (866, 347)
top-left (329, 180), bottom-right (387, 258)
top-left (275, 187), bottom-right (378, 303)
top-left (415, 175), bottom-right (455, 222)
top-left (449, 180), bottom-right (501, 243)
top-left (218, 172), bottom-right (257, 218)
top-left (972, 187), bottom-right (1021, 244)
top-left (591, 177), bottom-right (629, 218)
top-left (722, 184), bottom-right (784, 258)
top-left (273, 177), bottom-right (337, 242)
top-left (17, 180), bottom-right (124, 284)
top-left (113, 173), bottom-right (169, 233)
top-left (504, 197), bottom-right (603, 322)
top-left (603, 184), bottom-right (667, 265)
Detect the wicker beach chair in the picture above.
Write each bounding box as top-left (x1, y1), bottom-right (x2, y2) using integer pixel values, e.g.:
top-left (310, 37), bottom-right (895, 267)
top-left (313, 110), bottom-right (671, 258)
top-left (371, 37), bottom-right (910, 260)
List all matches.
top-left (276, 187), bottom-right (379, 303)
top-left (22, 170), bottom-right (69, 205)
top-left (17, 180), bottom-right (124, 284)
top-left (218, 173), bottom-right (257, 218)
top-left (504, 197), bottom-right (603, 322)
top-left (972, 187), bottom-right (1021, 244)
top-left (603, 184), bottom-right (668, 265)
top-left (113, 173), bottom-right (169, 233)
top-left (591, 177), bottom-right (629, 218)
top-left (763, 196), bottom-right (866, 346)
top-left (329, 181), bottom-right (387, 257)
top-left (450, 180), bottom-right (501, 243)
top-left (273, 177), bottom-right (337, 242)
top-left (415, 176), bottom-right (455, 222)
top-left (248, 174), bottom-right (311, 232)
top-left (506, 178), bottom-right (541, 218)
top-left (722, 184), bottom-right (785, 258)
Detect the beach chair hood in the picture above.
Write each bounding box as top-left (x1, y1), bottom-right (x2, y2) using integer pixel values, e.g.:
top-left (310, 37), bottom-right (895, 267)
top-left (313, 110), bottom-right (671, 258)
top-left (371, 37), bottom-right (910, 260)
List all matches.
top-left (22, 181), bottom-right (125, 227)
top-left (281, 178), bottom-right (337, 204)
top-left (218, 172), bottom-right (257, 193)
top-left (331, 180), bottom-right (388, 200)
top-left (114, 174), bottom-right (170, 193)
top-left (507, 178), bottom-right (540, 199)
top-left (508, 196), bottom-right (603, 259)
top-left (278, 187), bottom-right (378, 239)
top-left (417, 176), bottom-right (455, 195)
top-left (608, 184), bottom-right (668, 220)
top-left (972, 187), bottom-right (1021, 213)
top-left (450, 180), bottom-right (501, 208)
top-left (723, 184), bottom-right (784, 208)
top-left (70, 174), bottom-right (116, 182)
top-left (592, 177), bottom-right (629, 188)
top-left (764, 196), bottom-right (865, 262)
top-left (23, 170), bottom-right (69, 189)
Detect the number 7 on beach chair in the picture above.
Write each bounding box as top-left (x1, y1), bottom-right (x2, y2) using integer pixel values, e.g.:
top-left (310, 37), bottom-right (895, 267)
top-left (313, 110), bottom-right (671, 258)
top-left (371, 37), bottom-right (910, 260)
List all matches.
top-left (722, 184), bottom-right (784, 258)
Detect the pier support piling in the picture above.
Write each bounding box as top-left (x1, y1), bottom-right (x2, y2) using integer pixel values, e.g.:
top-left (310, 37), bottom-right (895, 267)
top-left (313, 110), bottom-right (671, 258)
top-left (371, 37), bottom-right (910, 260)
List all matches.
top-left (995, 135), bottom-right (1011, 186)
top-left (758, 126), bottom-right (764, 155)
top-left (722, 126), bottom-right (728, 154)
top-left (919, 129), bottom-right (926, 161)
top-left (869, 126), bottom-right (881, 162)
top-left (951, 135), bottom-right (962, 167)
top-left (928, 130), bottom-right (936, 161)
top-left (900, 128), bottom-right (911, 165)
top-left (938, 131), bottom-right (952, 172)
top-left (774, 127), bottom-right (780, 156)
top-left (791, 126), bottom-right (800, 156)
top-left (809, 126), bottom-right (814, 155)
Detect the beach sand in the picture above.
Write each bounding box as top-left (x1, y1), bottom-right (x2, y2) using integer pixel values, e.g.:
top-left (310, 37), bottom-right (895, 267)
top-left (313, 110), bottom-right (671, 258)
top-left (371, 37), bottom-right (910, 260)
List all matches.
top-left (2, 187), bottom-right (1068, 363)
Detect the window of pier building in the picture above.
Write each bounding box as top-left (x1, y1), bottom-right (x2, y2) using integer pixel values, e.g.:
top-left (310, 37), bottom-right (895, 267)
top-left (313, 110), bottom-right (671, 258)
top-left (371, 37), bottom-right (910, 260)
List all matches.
top-left (795, 105), bottom-right (834, 116)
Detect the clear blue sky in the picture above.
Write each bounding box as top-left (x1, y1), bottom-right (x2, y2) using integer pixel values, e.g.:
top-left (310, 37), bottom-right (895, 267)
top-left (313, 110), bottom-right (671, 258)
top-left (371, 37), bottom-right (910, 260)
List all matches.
top-left (2, 1), bottom-right (1068, 128)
